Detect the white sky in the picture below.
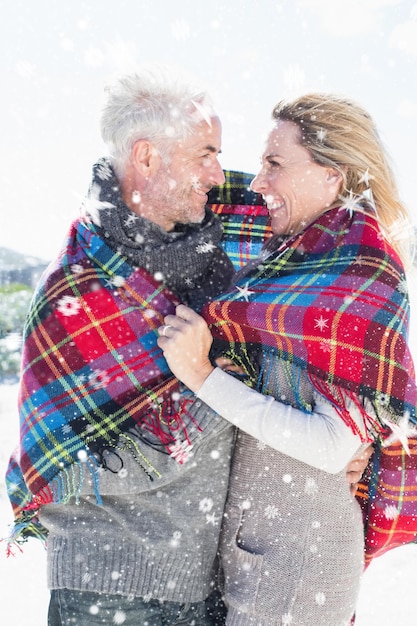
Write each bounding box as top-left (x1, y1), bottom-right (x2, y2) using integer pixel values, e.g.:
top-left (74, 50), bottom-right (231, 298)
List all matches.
top-left (2, 0), bottom-right (417, 260)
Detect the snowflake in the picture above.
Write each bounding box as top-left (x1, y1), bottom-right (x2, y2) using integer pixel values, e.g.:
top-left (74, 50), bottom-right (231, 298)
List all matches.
top-left (82, 182), bottom-right (115, 223)
top-left (170, 531), bottom-right (182, 548)
top-left (377, 393), bottom-right (390, 407)
top-left (397, 279), bottom-right (408, 295)
top-left (256, 440), bottom-right (267, 450)
top-left (358, 168), bottom-right (374, 187)
top-left (57, 295), bottom-right (81, 317)
top-left (339, 190), bottom-right (359, 216)
top-left (316, 128), bottom-right (327, 143)
top-left (315, 592), bottom-right (326, 606)
top-left (196, 241), bottom-right (216, 254)
top-left (89, 369), bottom-right (110, 389)
top-left (283, 63), bottom-right (305, 93)
top-left (236, 282), bottom-right (255, 302)
top-left (6, 481), bottom-right (19, 494)
top-left (362, 187), bottom-right (374, 204)
top-left (314, 316), bottom-right (329, 331)
top-left (71, 263), bottom-right (84, 275)
top-left (110, 275), bottom-right (126, 288)
top-left (62, 424), bottom-right (73, 435)
top-left (319, 340), bottom-right (331, 353)
top-left (113, 610), bottom-right (127, 624)
top-left (96, 161), bottom-right (113, 181)
top-left (305, 477), bottom-right (318, 496)
top-left (199, 498), bottom-right (214, 513)
top-left (171, 18), bottom-right (191, 40)
top-left (206, 512), bottom-right (219, 526)
top-left (384, 504), bottom-right (399, 520)
top-left (124, 213), bottom-right (138, 227)
top-left (382, 414), bottom-right (417, 455)
top-left (169, 440), bottom-right (193, 464)
top-left (282, 613), bottom-right (293, 625)
top-left (264, 504), bottom-right (279, 519)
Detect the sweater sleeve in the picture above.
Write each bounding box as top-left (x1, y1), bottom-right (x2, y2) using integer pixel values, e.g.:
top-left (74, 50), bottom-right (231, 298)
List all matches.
top-left (197, 367), bottom-right (364, 474)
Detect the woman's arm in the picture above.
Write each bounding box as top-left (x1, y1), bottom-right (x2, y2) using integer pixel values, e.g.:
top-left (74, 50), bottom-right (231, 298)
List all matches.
top-left (158, 305), bottom-right (365, 474)
top-left (197, 367), bottom-right (364, 473)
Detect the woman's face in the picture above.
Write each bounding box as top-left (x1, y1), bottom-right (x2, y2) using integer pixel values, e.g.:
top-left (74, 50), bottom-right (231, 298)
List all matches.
top-left (251, 120), bottom-right (343, 236)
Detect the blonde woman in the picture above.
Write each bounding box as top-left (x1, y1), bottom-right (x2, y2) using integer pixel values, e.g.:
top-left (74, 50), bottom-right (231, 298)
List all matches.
top-left (158, 94), bottom-right (417, 625)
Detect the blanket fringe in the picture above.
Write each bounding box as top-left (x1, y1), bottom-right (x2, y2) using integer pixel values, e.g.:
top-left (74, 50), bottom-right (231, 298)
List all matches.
top-left (3, 454), bottom-right (102, 555)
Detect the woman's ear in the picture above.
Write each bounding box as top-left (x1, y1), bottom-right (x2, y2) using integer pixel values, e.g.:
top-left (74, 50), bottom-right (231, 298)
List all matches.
top-left (326, 167), bottom-right (343, 185)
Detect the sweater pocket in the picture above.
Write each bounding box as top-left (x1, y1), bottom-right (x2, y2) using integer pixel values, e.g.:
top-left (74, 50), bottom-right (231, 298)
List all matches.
top-left (220, 503), bottom-right (264, 611)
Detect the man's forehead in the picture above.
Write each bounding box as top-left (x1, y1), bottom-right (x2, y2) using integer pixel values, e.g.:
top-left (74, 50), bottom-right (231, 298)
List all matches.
top-left (179, 118), bottom-right (222, 151)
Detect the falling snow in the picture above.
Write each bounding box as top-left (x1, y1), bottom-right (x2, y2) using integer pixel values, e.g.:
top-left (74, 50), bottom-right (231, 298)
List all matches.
top-left (235, 282), bottom-right (255, 301)
top-left (57, 295), bottom-right (81, 317)
top-left (314, 316), bottom-right (329, 331)
top-left (2, 3), bottom-right (417, 624)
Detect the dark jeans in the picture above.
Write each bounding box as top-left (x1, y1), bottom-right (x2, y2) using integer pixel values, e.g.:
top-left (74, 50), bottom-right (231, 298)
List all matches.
top-left (48, 589), bottom-right (227, 626)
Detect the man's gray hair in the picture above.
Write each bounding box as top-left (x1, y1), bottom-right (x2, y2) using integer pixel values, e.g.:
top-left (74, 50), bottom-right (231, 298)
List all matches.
top-left (100, 67), bottom-right (216, 176)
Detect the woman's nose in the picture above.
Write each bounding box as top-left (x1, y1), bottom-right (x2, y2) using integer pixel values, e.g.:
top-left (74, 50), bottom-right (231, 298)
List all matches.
top-left (250, 170), bottom-right (266, 193)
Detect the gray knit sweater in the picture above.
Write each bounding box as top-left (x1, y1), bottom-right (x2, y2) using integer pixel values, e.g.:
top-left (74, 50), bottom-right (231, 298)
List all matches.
top-left (40, 398), bottom-right (234, 602)
top-left (197, 367), bottom-right (366, 625)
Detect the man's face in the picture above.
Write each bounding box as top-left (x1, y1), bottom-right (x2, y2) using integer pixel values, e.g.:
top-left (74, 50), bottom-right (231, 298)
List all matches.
top-left (146, 116), bottom-right (225, 231)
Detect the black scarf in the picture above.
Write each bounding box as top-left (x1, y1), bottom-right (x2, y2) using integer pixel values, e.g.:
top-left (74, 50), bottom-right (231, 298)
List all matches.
top-left (85, 157), bottom-right (235, 310)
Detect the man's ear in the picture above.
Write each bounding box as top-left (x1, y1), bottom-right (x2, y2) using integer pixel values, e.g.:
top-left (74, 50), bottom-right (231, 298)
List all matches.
top-left (132, 139), bottom-right (158, 176)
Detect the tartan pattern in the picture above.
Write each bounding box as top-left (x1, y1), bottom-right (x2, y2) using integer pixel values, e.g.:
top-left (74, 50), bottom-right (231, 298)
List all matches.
top-left (6, 169), bottom-right (417, 565)
top-left (356, 438), bottom-right (417, 565)
top-left (7, 218), bottom-right (182, 524)
top-left (5, 169), bottom-right (271, 546)
top-left (208, 170), bottom-right (272, 270)
top-left (203, 205), bottom-right (417, 562)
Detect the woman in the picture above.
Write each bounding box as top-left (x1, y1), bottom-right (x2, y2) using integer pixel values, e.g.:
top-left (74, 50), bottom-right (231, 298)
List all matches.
top-left (158, 94), bottom-right (417, 625)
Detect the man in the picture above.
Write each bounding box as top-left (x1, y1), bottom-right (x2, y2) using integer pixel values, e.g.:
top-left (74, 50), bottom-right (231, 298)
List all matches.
top-left (7, 69), bottom-right (236, 626)
top-left (6, 68), bottom-right (371, 626)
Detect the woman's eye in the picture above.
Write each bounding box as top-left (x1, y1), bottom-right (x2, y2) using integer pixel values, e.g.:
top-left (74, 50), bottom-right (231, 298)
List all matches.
top-left (264, 160), bottom-right (280, 169)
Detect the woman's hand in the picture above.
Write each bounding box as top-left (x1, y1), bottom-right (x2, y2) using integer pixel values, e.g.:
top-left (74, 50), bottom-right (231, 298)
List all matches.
top-left (157, 304), bottom-right (215, 393)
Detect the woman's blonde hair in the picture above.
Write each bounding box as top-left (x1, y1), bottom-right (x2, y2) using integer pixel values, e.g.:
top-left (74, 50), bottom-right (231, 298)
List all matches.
top-left (272, 93), bottom-right (414, 266)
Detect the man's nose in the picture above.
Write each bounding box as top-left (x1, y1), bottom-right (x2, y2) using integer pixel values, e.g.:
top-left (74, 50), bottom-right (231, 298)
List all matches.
top-left (211, 159), bottom-right (225, 186)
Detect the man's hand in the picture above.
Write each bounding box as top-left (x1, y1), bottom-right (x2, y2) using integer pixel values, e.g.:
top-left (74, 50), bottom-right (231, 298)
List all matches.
top-left (346, 444), bottom-right (374, 495)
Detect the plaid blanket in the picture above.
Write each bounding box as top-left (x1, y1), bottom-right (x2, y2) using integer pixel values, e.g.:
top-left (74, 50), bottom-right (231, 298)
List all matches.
top-left (208, 169), bottom-right (271, 270)
top-left (6, 218), bottom-right (187, 541)
top-left (202, 205), bottom-right (417, 563)
top-left (6, 169), bottom-right (417, 565)
top-left (5, 170), bottom-right (264, 548)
